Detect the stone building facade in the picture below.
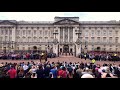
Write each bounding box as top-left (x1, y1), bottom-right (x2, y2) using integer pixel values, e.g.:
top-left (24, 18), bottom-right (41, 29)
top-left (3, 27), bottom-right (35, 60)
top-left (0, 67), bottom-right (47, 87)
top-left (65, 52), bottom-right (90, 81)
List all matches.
top-left (0, 17), bottom-right (120, 56)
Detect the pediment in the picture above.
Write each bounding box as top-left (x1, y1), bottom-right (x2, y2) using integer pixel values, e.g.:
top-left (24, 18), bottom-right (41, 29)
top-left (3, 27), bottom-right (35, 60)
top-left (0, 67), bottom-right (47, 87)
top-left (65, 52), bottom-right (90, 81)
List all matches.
top-left (0, 20), bottom-right (17, 25)
top-left (53, 18), bottom-right (80, 25)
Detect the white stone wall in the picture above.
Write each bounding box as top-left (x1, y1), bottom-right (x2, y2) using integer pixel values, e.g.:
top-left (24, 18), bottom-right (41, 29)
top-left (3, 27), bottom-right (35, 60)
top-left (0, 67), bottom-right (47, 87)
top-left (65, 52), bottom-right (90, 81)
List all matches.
top-left (0, 19), bottom-right (120, 53)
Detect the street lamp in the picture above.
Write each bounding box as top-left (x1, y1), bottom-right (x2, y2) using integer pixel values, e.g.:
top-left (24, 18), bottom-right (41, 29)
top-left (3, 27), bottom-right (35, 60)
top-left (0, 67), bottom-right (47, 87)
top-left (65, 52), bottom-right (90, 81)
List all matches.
top-left (47, 39), bottom-right (50, 53)
top-left (84, 40), bottom-right (88, 54)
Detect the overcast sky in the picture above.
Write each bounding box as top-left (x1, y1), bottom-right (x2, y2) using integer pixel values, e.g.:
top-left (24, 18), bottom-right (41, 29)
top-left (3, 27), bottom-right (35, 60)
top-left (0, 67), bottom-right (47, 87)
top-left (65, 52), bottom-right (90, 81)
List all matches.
top-left (0, 12), bottom-right (120, 21)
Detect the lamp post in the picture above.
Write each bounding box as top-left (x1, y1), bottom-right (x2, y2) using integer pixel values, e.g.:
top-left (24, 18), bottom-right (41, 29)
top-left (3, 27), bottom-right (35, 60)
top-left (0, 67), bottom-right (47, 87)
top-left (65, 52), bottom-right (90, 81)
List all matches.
top-left (84, 40), bottom-right (88, 54)
top-left (47, 39), bottom-right (50, 53)
top-left (11, 41), bottom-right (14, 53)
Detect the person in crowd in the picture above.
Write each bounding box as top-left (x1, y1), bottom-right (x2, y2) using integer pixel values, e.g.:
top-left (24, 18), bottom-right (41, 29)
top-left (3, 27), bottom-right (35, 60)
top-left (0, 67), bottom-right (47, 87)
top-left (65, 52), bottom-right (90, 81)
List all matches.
top-left (17, 67), bottom-right (24, 78)
top-left (31, 73), bottom-right (37, 78)
top-left (36, 65), bottom-right (44, 78)
top-left (50, 65), bottom-right (57, 78)
top-left (6, 65), bottom-right (17, 78)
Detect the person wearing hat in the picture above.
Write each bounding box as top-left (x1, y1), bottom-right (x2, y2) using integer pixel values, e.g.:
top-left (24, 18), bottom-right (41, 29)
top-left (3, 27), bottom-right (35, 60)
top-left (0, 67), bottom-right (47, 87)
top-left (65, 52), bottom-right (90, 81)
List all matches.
top-left (92, 59), bottom-right (96, 64)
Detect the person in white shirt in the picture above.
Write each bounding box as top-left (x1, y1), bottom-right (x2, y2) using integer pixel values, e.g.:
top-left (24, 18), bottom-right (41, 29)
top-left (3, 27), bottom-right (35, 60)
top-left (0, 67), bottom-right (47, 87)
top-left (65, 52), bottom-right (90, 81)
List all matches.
top-left (23, 64), bottom-right (28, 71)
top-left (29, 65), bottom-right (37, 74)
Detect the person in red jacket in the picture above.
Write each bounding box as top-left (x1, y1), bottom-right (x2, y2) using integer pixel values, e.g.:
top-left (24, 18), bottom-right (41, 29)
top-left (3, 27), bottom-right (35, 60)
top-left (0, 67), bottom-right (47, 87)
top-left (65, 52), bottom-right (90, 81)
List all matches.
top-left (7, 65), bottom-right (17, 78)
top-left (58, 66), bottom-right (67, 78)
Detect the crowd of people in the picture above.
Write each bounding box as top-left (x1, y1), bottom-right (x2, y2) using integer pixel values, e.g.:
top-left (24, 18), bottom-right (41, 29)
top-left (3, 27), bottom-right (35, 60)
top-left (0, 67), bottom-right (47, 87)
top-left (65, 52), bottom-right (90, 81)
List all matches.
top-left (0, 52), bottom-right (56, 60)
top-left (80, 52), bottom-right (120, 61)
top-left (0, 60), bottom-right (119, 78)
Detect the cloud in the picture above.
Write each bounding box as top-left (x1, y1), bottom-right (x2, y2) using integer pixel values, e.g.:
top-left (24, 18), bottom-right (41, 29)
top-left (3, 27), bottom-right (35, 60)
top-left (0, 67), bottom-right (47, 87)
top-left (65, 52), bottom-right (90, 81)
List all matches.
top-left (0, 12), bottom-right (65, 21)
top-left (0, 12), bottom-right (120, 21)
top-left (64, 12), bottom-right (120, 21)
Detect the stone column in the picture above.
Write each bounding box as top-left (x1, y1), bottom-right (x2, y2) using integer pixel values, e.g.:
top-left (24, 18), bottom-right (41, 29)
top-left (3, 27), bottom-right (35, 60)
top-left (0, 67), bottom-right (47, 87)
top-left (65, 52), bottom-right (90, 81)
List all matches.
top-left (11, 27), bottom-right (16, 52)
top-left (76, 44), bottom-right (81, 57)
top-left (12, 27), bottom-right (16, 42)
top-left (63, 27), bottom-right (64, 42)
top-left (53, 44), bottom-right (58, 56)
top-left (68, 27), bottom-right (69, 43)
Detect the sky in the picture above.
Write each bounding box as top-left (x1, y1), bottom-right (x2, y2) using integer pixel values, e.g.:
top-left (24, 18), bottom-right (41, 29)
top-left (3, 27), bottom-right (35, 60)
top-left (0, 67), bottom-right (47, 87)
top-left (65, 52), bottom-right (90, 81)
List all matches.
top-left (0, 12), bottom-right (120, 21)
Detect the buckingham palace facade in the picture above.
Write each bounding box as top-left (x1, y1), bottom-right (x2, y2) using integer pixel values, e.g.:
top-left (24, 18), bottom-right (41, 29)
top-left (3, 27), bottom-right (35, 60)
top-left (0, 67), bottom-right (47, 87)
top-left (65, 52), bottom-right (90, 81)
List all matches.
top-left (0, 17), bottom-right (120, 56)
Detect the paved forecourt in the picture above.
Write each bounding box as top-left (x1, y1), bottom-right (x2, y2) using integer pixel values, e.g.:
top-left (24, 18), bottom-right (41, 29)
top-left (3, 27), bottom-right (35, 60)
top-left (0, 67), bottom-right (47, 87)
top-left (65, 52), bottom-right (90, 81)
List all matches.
top-left (0, 56), bottom-right (120, 65)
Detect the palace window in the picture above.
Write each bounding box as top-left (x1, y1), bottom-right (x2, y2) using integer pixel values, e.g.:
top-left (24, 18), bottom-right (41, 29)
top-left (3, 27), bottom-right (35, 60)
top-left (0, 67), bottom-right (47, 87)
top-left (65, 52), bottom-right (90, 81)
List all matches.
top-left (17, 30), bottom-right (20, 35)
top-left (109, 37), bottom-right (112, 42)
top-left (9, 30), bottom-right (12, 35)
top-left (91, 30), bottom-right (94, 36)
top-left (97, 30), bottom-right (100, 36)
top-left (115, 30), bottom-right (118, 35)
top-left (34, 37), bottom-right (37, 42)
top-left (17, 47), bottom-right (19, 50)
top-left (10, 37), bottom-right (12, 41)
top-left (1, 30), bottom-right (3, 34)
top-left (95, 27), bottom-right (97, 30)
top-left (85, 30), bottom-right (88, 36)
top-left (31, 27), bottom-right (34, 29)
top-left (45, 37), bottom-right (48, 42)
top-left (26, 27), bottom-right (28, 29)
top-left (103, 48), bottom-right (106, 51)
top-left (115, 37), bottom-right (119, 43)
top-left (34, 30), bottom-right (36, 35)
top-left (5, 30), bottom-right (8, 35)
top-left (103, 37), bottom-right (106, 42)
top-left (55, 30), bottom-right (58, 32)
top-left (42, 27), bottom-right (45, 29)
top-left (48, 27), bottom-right (50, 29)
top-left (91, 37), bottom-right (94, 42)
top-left (28, 30), bottom-right (31, 34)
top-left (75, 30), bottom-right (77, 32)
top-left (22, 47), bottom-right (25, 50)
top-left (85, 37), bottom-right (88, 42)
top-left (103, 30), bottom-right (106, 36)
top-left (37, 27), bottom-right (39, 30)
top-left (109, 30), bottom-right (112, 35)
top-left (45, 30), bottom-right (47, 35)
top-left (83, 27), bottom-right (85, 29)
top-left (39, 37), bottom-right (42, 42)
top-left (28, 47), bottom-right (31, 50)
top-left (28, 37), bottom-right (31, 42)
top-left (109, 48), bottom-right (112, 51)
top-left (5, 36), bottom-right (7, 41)
top-left (23, 30), bottom-right (25, 35)
top-left (97, 37), bottom-right (100, 42)
top-left (0, 37), bottom-right (2, 41)
top-left (17, 37), bottom-right (20, 42)
top-left (112, 27), bottom-right (115, 29)
top-left (40, 30), bottom-right (42, 34)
